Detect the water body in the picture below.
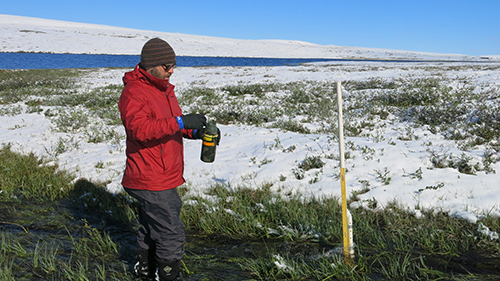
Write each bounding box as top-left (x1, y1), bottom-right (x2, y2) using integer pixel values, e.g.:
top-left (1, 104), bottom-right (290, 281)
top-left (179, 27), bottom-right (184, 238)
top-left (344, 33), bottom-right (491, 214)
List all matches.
top-left (0, 52), bottom-right (343, 70)
top-left (1, 52), bottom-right (493, 70)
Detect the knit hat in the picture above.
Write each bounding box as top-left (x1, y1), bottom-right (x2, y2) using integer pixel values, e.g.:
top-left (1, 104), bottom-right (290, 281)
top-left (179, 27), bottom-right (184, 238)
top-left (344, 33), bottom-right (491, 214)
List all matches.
top-left (140, 38), bottom-right (176, 68)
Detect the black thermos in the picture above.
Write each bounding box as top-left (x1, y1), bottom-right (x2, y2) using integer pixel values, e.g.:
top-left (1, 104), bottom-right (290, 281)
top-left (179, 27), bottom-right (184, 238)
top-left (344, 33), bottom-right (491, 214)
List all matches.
top-left (201, 121), bottom-right (218, 163)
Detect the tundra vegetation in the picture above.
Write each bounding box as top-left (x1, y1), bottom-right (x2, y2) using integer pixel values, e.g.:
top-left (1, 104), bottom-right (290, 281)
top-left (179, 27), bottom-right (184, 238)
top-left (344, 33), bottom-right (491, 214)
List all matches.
top-left (1, 63), bottom-right (500, 280)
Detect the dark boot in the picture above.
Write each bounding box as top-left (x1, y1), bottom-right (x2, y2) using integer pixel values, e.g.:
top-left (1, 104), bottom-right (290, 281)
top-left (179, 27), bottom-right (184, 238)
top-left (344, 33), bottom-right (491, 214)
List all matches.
top-left (156, 259), bottom-right (182, 281)
top-left (134, 248), bottom-right (156, 278)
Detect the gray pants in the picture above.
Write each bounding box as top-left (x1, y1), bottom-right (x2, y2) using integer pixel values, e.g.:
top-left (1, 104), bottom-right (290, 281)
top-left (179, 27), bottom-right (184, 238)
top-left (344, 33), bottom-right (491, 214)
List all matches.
top-left (125, 187), bottom-right (185, 262)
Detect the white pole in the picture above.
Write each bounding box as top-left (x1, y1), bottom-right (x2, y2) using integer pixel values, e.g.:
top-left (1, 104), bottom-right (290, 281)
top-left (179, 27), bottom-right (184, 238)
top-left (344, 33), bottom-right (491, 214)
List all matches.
top-left (337, 81), bottom-right (354, 260)
top-left (337, 82), bottom-right (345, 169)
top-left (347, 209), bottom-right (354, 258)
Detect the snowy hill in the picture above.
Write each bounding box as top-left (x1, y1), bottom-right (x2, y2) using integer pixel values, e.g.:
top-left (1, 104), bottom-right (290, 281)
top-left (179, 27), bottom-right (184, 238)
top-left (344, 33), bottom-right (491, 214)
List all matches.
top-left (0, 14), bottom-right (489, 61)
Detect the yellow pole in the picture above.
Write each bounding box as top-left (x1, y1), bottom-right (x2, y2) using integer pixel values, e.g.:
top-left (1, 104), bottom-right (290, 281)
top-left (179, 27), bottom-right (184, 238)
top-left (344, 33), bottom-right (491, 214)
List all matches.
top-left (337, 81), bottom-right (354, 260)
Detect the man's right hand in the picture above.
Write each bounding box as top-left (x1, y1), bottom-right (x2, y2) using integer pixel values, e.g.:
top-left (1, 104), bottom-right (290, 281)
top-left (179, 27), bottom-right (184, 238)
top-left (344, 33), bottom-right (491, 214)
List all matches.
top-left (177, 114), bottom-right (207, 129)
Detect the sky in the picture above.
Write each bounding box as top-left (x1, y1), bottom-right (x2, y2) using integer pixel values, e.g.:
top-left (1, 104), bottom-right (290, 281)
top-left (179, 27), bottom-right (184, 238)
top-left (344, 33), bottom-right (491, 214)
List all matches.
top-left (2, 0), bottom-right (499, 56)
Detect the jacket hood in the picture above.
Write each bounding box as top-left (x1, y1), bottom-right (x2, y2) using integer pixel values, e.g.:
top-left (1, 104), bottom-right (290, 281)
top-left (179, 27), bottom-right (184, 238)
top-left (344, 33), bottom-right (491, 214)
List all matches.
top-left (123, 64), bottom-right (172, 92)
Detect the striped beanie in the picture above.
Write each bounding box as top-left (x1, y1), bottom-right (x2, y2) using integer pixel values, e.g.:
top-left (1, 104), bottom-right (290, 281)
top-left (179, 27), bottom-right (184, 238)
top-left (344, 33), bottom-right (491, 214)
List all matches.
top-left (140, 38), bottom-right (176, 68)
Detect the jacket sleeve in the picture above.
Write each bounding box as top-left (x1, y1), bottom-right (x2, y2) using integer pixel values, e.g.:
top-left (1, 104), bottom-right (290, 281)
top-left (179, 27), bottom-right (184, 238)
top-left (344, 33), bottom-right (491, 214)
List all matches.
top-left (166, 88), bottom-right (197, 139)
top-left (119, 87), bottom-right (181, 142)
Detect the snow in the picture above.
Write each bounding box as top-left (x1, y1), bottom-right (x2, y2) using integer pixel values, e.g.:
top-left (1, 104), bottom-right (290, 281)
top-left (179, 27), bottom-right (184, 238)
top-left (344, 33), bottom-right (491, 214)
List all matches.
top-left (1, 15), bottom-right (500, 230)
top-left (1, 14), bottom-right (497, 61)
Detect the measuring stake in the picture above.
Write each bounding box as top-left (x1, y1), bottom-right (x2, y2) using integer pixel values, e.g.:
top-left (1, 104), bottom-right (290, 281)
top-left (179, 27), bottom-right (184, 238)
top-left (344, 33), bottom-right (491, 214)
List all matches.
top-left (337, 81), bottom-right (354, 260)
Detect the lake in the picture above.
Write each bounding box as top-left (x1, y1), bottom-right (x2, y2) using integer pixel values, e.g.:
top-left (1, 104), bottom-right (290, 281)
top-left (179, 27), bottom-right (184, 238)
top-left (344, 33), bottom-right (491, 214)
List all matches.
top-left (0, 52), bottom-right (344, 69)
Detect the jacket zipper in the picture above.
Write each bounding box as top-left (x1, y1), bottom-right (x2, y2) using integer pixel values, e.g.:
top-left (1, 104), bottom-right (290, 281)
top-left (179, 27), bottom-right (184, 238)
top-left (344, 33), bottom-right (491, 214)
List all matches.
top-left (160, 143), bottom-right (166, 171)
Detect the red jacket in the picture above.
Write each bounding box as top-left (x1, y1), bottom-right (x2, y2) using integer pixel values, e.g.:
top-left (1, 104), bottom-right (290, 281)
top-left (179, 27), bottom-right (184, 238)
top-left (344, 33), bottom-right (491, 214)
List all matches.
top-left (119, 65), bottom-right (194, 191)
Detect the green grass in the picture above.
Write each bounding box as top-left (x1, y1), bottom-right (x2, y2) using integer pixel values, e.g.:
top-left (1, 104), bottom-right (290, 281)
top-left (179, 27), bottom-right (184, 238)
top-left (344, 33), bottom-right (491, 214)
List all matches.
top-left (0, 145), bottom-right (135, 280)
top-left (1, 145), bottom-right (500, 280)
top-left (0, 144), bottom-right (74, 202)
top-left (180, 183), bottom-right (500, 280)
top-left (0, 69), bottom-right (82, 104)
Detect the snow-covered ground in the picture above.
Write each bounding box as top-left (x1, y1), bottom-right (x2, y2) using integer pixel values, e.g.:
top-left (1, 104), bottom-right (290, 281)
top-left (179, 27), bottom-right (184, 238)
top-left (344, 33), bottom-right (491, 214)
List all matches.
top-left (2, 61), bottom-right (500, 225)
top-left (1, 15), bottom-right (500, 227)
top-left (2, 14), bottom-right (498, 61)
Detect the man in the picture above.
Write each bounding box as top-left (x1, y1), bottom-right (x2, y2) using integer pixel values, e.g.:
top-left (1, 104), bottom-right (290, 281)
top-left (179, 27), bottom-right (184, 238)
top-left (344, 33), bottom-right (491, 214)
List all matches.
top-left (119, 38), bottom-right (210, 281)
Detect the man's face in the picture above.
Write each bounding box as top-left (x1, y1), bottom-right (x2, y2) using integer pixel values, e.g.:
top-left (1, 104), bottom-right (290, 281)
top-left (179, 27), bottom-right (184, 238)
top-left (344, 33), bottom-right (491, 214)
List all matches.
top-left (149, 64), bottom-right (175, 80)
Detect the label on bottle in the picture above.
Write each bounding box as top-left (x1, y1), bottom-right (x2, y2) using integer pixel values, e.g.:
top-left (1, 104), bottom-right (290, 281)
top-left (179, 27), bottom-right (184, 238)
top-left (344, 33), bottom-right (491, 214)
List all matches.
top-left (202, 133), bottom-right (217, 145)
top-left (203, 140), bottom-right (215, 147)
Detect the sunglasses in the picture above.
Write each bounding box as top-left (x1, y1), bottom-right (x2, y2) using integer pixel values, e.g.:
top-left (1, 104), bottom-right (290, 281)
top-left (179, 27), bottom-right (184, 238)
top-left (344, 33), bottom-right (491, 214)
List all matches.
top-left (163, 63), bottom-right (176, 71)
